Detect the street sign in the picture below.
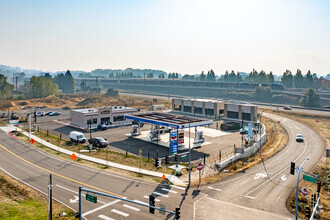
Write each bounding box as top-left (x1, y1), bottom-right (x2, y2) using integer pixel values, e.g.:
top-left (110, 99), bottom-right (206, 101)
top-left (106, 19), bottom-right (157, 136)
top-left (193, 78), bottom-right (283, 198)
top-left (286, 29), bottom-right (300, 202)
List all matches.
top-left (196, 163), bottom-right (204, 171)
top-left (301, 187), bottom-right (309, 196)
top-left (303, 175), bottom-right (316, 184)
top-left (86, 194), bottom-right (97, 203)
top-left (159, 204), bottom-right (166, 215)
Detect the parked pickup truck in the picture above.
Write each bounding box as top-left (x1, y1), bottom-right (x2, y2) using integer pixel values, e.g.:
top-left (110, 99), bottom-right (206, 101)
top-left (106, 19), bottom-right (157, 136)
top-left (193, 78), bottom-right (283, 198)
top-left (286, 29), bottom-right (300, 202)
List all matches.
top-left (88, 137), bottom-right (108, 149)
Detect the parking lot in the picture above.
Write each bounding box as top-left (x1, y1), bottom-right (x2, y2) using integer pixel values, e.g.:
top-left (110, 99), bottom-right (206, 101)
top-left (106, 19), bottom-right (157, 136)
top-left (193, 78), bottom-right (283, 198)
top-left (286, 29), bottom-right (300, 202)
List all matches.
top-left (19, 108), bottom-right (244, 163)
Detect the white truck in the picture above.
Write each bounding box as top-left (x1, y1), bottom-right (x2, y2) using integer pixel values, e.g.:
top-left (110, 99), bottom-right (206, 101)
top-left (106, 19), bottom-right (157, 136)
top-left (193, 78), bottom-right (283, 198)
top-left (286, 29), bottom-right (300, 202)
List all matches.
top-left (70, 131), bottom-right (86, 143)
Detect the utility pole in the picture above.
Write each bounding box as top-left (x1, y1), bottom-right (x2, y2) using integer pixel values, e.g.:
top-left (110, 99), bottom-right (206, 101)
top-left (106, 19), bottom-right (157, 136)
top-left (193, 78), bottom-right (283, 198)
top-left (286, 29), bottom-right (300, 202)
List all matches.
top-left (188, 123), bottom-right (191, 186)
top-left (15, 76), bottom-right (18, 91)
top-left (28, 114), bottom-right (31, 140)
top-left (48, 174), bottom-right (53, 220)
top-left (259, 111), bottom-right (264, 158)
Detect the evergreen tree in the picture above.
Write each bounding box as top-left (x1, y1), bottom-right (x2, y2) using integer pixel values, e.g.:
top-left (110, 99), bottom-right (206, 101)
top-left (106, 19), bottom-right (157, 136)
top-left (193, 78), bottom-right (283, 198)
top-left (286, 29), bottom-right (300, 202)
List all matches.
top-left (304, 70), bottom-right (313, 88)
top-left (199, 71), bottom-right (206, 81)
top-left (257, 70), bottom-right (267, 84)
top-left (0, 74), bottom-right (14, 99)
top-left (236, 72), bottom-right (243, 83)
top-left (299, 89), bottom-right (320, 107)
top-left (223, 71), bottom-right (229, 82)
top-left (267, 71), bottom-right (274, 84)
top-left (294, 69), bottom-right (304, 88)
top-left (281, 70), bottom-right (293, 88)
top-left (228, 71), bottom-right (236, 82)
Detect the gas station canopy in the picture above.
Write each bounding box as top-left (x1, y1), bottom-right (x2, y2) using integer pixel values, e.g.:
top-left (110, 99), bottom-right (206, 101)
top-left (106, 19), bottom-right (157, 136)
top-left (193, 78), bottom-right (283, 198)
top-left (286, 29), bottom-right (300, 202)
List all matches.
top-left (125, 112), bottom-right (213, 129)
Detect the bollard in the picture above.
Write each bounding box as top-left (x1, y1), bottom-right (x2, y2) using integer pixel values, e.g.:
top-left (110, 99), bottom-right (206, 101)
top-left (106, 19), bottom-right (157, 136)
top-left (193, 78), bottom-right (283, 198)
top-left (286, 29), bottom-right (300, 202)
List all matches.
top-left (47, 130), bottom-right (49, 136)
top-left (219, 150), bottom-right (221, 161)
top-left (126, 149), bottom-right (128, 157)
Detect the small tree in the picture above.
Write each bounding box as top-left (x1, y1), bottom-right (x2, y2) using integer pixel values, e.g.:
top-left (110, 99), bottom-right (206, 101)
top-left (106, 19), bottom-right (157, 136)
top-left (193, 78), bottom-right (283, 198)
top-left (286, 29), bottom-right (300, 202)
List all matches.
top-left (299, 89), bottom-right (320, 107)
top-left (254, 86), bottom-right (273, 101)
top-left (105, 88), bottom-right (119, 97)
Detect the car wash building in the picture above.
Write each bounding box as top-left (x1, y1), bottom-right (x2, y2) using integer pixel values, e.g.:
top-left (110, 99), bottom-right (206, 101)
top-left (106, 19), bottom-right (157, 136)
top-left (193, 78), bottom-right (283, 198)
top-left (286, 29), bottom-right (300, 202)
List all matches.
top-left (70, 106), bottom-right (138, 129)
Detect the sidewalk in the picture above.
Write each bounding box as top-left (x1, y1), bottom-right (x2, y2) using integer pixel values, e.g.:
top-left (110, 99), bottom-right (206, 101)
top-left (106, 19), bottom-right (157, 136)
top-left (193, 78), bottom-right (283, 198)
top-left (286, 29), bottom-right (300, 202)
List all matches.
top-left (1, 125), bottom-right (186, 187)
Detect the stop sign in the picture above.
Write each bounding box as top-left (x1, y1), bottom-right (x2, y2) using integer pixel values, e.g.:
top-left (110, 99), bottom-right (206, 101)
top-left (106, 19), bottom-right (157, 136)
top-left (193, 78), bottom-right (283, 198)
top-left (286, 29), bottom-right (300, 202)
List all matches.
top-left (301, 187), bottom-right (309, 196)
top-left (196, 163), bottom-right (204, 171)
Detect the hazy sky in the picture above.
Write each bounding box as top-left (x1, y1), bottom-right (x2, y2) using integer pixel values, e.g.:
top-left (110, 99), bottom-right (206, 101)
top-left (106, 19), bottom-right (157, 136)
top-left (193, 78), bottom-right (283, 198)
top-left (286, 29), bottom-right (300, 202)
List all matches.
top-left (0, 0), bottom-right (329, 76)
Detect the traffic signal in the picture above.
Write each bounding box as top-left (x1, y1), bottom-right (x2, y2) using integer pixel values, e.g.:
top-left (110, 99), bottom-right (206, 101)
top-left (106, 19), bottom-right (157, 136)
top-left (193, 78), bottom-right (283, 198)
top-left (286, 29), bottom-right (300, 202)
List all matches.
top-left (155, 158), bottom-right (159, 168)
top-left (306, 206), bottom-right (311, 218)
top-left (175, 154), bottom-right (178, 161)
top-left (165, 156), bottom-right (169, 164)
top-left (149, 195), bottom-right (155, 214)
top-left (317, 181), bottom-right (321, 193)
top-left (312, 194), bottom-right (316, 207)
top-left (290, 162), bottom-right (295, 175)
top-left (175, 207), bottom-right (180, 219)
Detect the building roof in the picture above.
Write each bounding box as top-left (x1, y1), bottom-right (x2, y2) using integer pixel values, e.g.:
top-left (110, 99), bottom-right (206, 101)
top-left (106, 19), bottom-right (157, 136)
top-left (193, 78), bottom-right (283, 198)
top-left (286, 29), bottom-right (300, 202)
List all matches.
top-left (72, 106), bottom-right (136, 114)
top-left (125, 112), bottom-right (213, 129)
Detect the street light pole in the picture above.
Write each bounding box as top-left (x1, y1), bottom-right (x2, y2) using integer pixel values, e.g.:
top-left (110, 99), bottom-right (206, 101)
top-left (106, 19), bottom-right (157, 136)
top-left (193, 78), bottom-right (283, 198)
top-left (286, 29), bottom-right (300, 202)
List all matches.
top-left (259, 110), bottom-right (264, 158)
top-left (188, 123), bottom-right (191, 186)
top-left (295, 157), bottom-right (310, 220)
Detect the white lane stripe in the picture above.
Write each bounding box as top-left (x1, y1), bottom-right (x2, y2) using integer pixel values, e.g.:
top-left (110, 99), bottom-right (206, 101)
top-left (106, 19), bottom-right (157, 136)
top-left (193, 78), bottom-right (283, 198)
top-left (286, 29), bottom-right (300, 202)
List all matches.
top-left (98, 215), bottom-right (114, 220)
top-left (111, 209), bottom-right (129, 217)
top-left (170, 185), bottom-right (186, 190)
top-left (161, 188), bottom-right (178, 194)
top-left (123, 204), bottom-right (140, 211)
top-left (207, 186), bottom-right (222, 191)
top-left (143, 195), bottom-right (160, 202)
top-left (55, 184), bottom-right (107, 204)
top-left (82, 200), bottom-right (120, 217)
top-left (152, 191), bottom-right (169, 197)
top-left (244, 195), bottom-right (255, 199)
top-left (134, 199), bottom-right (148, 206)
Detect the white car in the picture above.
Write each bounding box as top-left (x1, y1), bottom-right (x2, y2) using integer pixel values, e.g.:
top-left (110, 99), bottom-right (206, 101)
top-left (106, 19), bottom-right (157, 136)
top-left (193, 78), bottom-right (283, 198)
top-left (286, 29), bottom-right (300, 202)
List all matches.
top-left (36, 111), bottom-right (45, 116)
top-left (296, 134), bottom-right (303, 142)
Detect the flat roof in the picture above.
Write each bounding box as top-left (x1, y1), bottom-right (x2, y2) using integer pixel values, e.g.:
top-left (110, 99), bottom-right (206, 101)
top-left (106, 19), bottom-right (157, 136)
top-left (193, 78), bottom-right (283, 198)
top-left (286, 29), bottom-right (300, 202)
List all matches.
top-left (72, 106), bottom-right (136, 114)
top-left (125, 112), bottom-right (213, 129)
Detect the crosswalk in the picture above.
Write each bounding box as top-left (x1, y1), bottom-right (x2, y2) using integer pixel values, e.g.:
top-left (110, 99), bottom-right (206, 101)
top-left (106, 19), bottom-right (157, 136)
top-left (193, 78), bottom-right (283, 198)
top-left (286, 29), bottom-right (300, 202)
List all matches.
top-left (93, 186), bottom-right (184, 219)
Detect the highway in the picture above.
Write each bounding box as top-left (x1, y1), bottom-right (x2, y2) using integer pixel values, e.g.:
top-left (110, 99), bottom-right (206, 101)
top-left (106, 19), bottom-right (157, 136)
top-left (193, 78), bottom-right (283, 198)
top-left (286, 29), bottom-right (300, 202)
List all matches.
top-left (0, 112), bottom-right (325, 219)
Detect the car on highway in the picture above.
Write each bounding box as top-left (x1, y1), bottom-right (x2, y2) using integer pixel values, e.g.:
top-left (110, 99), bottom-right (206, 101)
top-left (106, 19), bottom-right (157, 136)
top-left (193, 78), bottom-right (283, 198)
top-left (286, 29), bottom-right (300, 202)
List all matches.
top-left (283, 106), bottom-right (292, 110)
top-left (296, 134), bottom-right (304, 142)
top-left (88, 137), bottom-right (108, 149)
top-left (36, 111), bottom-right (45, 116)
top-left (49, 112), bottom-right (60, 116)
top-left (97, 124), bottom-right (108, 130)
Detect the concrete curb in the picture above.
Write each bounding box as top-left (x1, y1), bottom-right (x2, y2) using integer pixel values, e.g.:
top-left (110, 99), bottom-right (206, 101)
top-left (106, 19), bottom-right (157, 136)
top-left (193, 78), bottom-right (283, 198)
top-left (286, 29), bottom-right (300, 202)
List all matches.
top-left (0, 125), bottom-right (187, 187)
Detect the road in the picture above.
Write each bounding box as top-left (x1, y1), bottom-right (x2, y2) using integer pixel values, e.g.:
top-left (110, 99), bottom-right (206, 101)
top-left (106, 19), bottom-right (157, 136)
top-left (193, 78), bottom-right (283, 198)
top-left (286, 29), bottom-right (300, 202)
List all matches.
top-left (0, 112), bottom-right (325, 219)
top-left (0, 131), bottom-right (191, 220)
top-left (194, 113), bottom-right (325, 219)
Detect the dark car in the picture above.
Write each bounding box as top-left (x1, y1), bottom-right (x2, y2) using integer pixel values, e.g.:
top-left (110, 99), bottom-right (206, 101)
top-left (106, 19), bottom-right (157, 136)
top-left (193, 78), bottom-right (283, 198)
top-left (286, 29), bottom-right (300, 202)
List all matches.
top-left (283, 106), bottom-right (292, 110)
top-left (296, 134), bottom-right (304, 142)
top-left (45, 111), bottom-right (53, 115)
top-left (49, 112), bottom-right (60, 116)
top-left (88, 137), bottom-right (108, 148)
top-left (97, 124), bottom-right (108, 130)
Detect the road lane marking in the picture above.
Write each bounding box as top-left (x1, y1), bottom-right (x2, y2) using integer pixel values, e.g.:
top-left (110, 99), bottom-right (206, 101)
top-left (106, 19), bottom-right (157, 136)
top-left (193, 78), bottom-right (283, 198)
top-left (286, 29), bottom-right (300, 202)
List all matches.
top-left (70, 196), bottom-right (79, 203)
top-left (170, 185), bottom-right (186, 190)
top-left (243, 195), bottom-right (255, 199)
top-left (207, 186), bottom-right (222, 191)
top-left (253, 173), bottom-right (267, 180)
top-left (111, 209), bottom-right (129, 217)
top-left (152, 191), bottom-right (169, 197)
top-left (0, 143), bottom-right (124, 199)
top-left (143, 195), bottom-right (160, 202)
top-left (56, 184), bottom-right (107, 205)
top-left (133, 200), bottom-right (148, 206)
top-left (98, 215), bottom-right (114, 220)
top-left (281, 175), bottom-right (287, 181)
top-left (82, 199), bottom-right (120, 217)
top-left (123, 204), bottom-right (140, 211)
top-left (161, 188), bottom-right (178, 194)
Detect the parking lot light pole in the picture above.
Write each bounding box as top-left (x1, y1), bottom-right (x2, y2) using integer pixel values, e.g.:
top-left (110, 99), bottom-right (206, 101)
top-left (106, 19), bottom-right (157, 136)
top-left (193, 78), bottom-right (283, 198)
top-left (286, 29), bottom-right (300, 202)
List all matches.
top-left (295, 157), bottom-right (310, 220)
top-left (188, 123), bottom-right (191, 186)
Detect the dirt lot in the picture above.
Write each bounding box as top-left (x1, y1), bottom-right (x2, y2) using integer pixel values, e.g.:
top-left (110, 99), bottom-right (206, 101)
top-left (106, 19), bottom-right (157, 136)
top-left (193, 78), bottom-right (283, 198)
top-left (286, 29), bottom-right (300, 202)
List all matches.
top-left (0, 94), bottom-right (172, 111)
